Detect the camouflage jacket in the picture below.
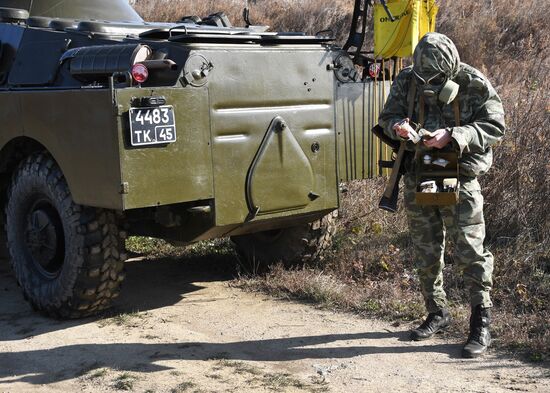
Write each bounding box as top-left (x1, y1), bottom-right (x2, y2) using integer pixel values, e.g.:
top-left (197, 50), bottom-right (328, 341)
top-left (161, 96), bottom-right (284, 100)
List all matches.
top-left (378, 64), bottom-right (506, 178)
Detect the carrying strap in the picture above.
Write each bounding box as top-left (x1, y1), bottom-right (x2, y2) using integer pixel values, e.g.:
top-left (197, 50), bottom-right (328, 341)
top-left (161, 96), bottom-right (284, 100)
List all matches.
top-left (419, 95), bottom-right (425, 126)
top-left (407, 78), bottom-right (417, 121)
top-left (407, 78), bottom-right (426, 126)
top-left (453, 98), bottom-right (461, 127)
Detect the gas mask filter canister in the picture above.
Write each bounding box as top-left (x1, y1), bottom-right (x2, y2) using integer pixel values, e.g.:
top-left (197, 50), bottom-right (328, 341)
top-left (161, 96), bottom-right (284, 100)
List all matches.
top-left (438, 79), bottom-right (459, 105)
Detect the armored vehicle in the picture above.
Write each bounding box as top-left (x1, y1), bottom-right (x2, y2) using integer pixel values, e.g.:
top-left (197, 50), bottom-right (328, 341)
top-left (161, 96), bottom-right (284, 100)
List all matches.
top-left (0, 0), bottom-right (389, 318)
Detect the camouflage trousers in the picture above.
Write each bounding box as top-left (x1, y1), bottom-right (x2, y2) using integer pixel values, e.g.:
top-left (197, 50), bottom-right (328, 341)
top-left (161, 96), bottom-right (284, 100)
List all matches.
top-left (404, 175), bottom-right (494, 313)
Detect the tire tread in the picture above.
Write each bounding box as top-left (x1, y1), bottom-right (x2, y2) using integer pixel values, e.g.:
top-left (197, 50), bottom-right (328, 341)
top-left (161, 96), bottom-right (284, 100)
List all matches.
top-left (5, 151), bottom-right (126, 319)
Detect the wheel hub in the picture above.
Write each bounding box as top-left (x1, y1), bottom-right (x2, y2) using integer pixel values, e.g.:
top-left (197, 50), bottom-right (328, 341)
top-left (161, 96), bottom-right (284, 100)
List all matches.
top-left (25, 203), bottom-right (64, 277)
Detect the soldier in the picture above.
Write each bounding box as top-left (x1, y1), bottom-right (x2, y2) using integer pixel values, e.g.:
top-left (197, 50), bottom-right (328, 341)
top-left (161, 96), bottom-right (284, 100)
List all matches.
top-left (378, 32), bottom-right (505, 358)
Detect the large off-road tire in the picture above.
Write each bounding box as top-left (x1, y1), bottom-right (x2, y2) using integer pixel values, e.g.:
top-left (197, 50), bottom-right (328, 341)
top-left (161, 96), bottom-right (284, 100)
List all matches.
top-left (5, 152), bottom-right (127, 319)
top-left (231, 211), bottom-right (338, 272)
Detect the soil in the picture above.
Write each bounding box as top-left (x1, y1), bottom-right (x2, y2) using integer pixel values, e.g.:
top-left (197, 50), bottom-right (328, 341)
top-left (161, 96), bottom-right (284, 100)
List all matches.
top-left (0, 253), bottom-right (548, 393)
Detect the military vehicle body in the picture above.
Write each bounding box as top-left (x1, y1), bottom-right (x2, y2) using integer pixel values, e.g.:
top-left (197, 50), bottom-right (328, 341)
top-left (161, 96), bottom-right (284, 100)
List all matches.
top-left (0, 0), bottom-right (387, 317)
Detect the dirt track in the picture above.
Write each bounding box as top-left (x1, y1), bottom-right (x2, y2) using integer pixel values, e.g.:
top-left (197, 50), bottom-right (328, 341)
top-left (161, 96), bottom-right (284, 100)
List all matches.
top-left (1, 254), bottom-right (548, 393)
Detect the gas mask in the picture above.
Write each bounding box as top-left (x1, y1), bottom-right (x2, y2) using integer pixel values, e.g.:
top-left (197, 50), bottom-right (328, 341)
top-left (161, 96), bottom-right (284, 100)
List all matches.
top-left (414, 70), bottom-right (459, 105)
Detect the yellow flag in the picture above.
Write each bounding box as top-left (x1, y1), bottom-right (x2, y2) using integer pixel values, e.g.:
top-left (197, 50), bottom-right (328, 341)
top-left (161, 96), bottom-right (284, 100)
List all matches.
top-left (374, 0), bottom-right (438, 59)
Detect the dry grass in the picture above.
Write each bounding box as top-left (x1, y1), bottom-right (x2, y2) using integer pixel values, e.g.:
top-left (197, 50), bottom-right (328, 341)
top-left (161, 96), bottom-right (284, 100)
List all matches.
top-left (133, 0), bottom-right (549, 358)
top-left (133, 0), bottom-right (353, 42)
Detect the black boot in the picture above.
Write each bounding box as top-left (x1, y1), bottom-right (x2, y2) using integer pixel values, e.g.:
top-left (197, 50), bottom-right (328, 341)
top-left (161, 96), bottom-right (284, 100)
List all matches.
top-left (410, 309), bottom-right (451, 341)
top-left (462, 305), bottom-right (491, 358)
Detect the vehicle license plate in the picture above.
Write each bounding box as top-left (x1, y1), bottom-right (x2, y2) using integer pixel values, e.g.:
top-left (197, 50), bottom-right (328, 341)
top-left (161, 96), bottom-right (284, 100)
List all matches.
top-left (129, 106), bottom-right (176, 147)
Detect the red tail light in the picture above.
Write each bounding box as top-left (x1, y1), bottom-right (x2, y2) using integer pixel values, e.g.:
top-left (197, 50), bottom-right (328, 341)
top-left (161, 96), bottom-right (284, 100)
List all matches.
top-left (131, 63), bottom-right (149, 84)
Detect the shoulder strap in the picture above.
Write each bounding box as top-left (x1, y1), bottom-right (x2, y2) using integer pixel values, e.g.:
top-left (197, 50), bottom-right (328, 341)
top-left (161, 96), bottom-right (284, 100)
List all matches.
top-left (407, 77), bottom-right (425, 126)
top-left (453, 98), bottom-right (461, 126)
top-left (407, 77), bottom-right (416, 121)
top-left (419, 94), bottom-right (425, 126)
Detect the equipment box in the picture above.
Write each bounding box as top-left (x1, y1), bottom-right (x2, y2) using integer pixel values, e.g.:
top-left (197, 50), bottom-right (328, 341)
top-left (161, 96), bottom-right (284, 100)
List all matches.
top-left (415, 151), bottom-right (460, 206)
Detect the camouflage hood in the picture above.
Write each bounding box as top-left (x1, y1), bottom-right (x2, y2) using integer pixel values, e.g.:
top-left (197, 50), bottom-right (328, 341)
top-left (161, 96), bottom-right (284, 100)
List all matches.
top-left (413, 33), bottom-right (460, 80)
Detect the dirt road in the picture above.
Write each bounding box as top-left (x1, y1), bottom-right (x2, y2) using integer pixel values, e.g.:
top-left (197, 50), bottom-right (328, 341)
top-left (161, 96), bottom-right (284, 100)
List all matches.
top-left (1, 253), bottom-right (548, 393)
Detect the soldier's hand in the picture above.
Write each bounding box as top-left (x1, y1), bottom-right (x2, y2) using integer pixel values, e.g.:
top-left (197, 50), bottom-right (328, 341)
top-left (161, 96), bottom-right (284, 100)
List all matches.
top-left (423, 129), bottom-right (452, 149)
top-left (393, 118), bottom-right (411, 139)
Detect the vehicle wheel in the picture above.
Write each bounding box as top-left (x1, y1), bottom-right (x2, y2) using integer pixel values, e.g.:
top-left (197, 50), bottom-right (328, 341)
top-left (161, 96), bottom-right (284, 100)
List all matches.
top-left (5, 152), bottom-right (127, 318)
top-left (231, 211), bottom-right (338, 273)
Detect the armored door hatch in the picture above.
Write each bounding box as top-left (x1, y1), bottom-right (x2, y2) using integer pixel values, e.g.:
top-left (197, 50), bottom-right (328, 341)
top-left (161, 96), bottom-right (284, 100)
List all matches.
top-left (246, 116), bottom-right (315, 219)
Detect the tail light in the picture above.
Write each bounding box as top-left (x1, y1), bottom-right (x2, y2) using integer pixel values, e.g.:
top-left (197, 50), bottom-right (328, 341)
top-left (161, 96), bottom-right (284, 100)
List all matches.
top-left (131, 63), bottom-right (149, 84)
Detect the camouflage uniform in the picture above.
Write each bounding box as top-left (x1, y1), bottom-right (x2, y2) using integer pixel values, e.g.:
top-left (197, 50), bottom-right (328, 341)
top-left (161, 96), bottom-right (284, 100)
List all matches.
top-left (378, 33), bottom-right (506, 313)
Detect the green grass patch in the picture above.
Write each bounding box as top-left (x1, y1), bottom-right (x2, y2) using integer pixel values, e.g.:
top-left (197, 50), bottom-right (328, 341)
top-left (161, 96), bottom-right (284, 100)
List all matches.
top-left (113, 372), bottom-right (138, 391)
top-left (88, 368), bottom-right (108, 379)
top-left (125, 236), bottom-right (179, 257)
top-left (98, 311), bottom-right (149, 328)
top-left (170, 381), bottom-right (196, 393)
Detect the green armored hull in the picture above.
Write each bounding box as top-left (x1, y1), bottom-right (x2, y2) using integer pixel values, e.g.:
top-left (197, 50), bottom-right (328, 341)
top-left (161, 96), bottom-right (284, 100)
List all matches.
top-left (0, 0), bottom-right (388, 317)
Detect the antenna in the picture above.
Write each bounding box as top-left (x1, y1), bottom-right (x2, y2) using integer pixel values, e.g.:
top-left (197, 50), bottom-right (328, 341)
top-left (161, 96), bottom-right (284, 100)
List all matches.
top-left (243, 0), bottom-right (257, 27)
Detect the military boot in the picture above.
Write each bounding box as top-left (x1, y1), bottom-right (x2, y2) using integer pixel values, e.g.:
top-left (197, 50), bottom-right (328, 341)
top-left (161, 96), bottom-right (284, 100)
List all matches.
top-left (410, 309), bottom-right (451, 341)
top-left (462, 305), bottom-right (491, 358)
